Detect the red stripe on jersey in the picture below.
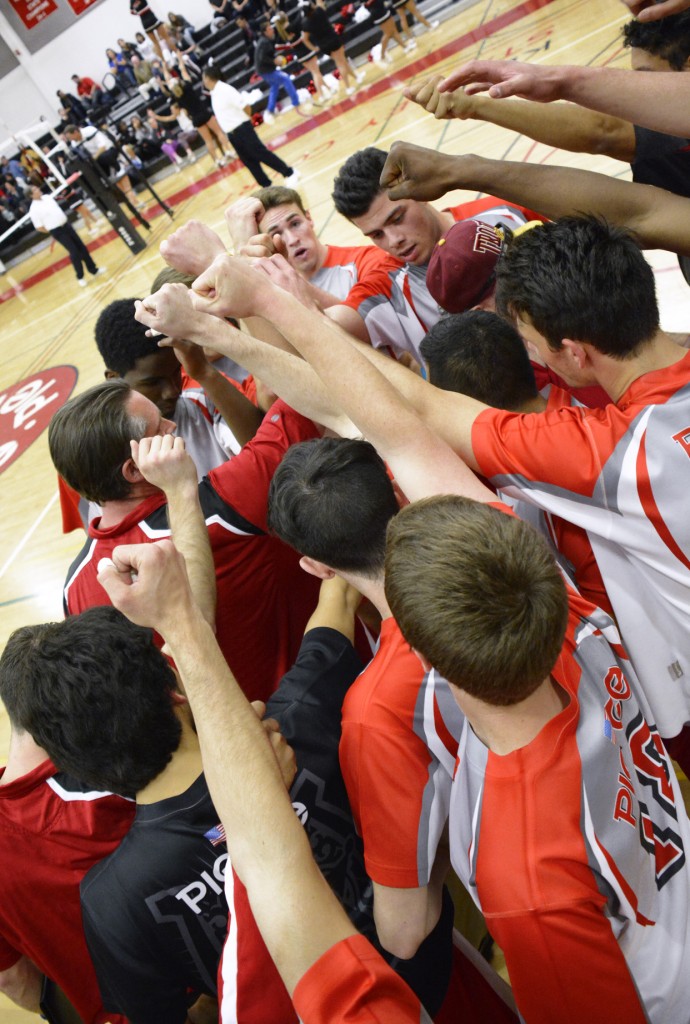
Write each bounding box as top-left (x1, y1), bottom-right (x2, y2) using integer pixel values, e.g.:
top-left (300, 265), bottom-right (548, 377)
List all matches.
top-left (593, 833), bottom-right (655, 927)
top-left (636, 431), bottom-right (690, 572)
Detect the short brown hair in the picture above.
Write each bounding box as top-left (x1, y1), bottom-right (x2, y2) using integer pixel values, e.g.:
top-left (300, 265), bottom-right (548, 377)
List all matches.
top-left (48, 379), bottom-right (147, 504)
top-left (252, 185), bottom-right (305, 215)
top-left (384, 496), bottom-right (568, 705)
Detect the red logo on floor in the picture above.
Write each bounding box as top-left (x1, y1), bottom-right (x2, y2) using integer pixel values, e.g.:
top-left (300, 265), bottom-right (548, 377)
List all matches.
top-left (0, 366), bottom-right (78, 476)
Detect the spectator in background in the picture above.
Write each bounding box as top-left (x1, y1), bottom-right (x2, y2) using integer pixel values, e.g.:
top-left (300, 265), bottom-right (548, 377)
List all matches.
top-left (134, 29), bottom-right (158, 62)
top-left (71, 74), bottom-right (109, 113)
top-left (255, 20), bottom-right (307, 124)
top-left (106, 48), bottom-right (137, 92)
top-left (168, 10), bottom-right (196, 47)
top-left (56, 88), bottom-right (87, 122)
top-left (130, 54), bottom-right (162, 100)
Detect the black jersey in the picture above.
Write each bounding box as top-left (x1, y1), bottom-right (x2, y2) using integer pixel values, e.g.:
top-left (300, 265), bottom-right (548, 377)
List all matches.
top-left (80, 774), bottom-right (228, 1024)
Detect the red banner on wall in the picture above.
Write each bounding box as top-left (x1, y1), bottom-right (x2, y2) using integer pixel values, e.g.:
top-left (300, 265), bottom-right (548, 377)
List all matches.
top-left (7, 0), bottom-right (57, 29)
top-left (65, 0), bottom-right (100, 14)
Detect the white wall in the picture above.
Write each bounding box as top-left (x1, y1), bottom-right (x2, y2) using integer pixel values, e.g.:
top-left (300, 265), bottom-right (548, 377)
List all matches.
top-left (0, 0), bottom-right (211, 146)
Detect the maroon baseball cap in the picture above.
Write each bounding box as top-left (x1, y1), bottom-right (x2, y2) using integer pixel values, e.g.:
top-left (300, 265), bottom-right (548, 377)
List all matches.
top-left (426, 219), bottom-right (505, 314)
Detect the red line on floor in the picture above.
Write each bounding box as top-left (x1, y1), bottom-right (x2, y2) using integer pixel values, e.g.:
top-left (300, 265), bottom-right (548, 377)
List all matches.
top-left (0, 0), bottom-right (559, 305)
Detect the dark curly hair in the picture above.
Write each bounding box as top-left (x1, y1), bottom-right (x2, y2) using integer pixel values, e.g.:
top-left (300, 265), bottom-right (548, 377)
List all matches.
top-left (0, 606), bottom-right (181, 796)
top-left (95, 298), bottom-right (160, 376)
top-left (622, 11), bottom-right (690, 70)
top-left (332, 147), bottom-right (388, 220)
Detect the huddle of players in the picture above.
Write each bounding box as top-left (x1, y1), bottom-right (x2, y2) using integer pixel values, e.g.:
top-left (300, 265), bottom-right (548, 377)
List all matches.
top-left (4, 7), bottom-right (690, 1022)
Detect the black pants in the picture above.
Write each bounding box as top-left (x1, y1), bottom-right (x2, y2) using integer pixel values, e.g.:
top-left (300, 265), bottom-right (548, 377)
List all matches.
top-left (228, 120), bottom-right (292, 188)
top-left (51, 223), bottom-right (97, 280)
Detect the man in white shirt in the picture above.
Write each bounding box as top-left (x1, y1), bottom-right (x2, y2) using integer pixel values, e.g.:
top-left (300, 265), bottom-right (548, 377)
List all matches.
top-left (28, 187), bottom-right (106, 288)
top-left (202, 64), bottom-right (299, 188)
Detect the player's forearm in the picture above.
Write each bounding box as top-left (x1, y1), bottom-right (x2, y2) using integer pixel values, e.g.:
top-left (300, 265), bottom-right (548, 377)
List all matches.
top-left (165, 481), bottom-right (216, 627)
top-left (257, 288), bottom-right (487, 497)
top-left (556, 65), bottom-right (690, 138)
top-left (162, 605), bottom-right (355, 993)
top-left (438, 154), bottom-right (690, 254)
top-left (0, 957), bottom-right (43, 1012)
top-left (190, 315), bottom-right (354, 435)
top-left (466, 94), bottom-right (634, 162)
top-left (191, 363), bottom-right (263, 446)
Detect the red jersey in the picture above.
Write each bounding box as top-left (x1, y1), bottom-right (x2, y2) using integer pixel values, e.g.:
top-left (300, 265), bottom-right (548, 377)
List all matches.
top-left (340, 618), bottom-right (462, 888)
top-left (0, 760), bottom-right (133, 1024)
top-left (312, 242), bottom-right (403, 308)
top-left (63, 401), bottom-right (322, 702)
top-left (472, 350), bottom-right (690, 743)
top-left (446, 506), bottom-right (690, 1023)
top-left (501, 386), bottom-right (612, 615)
top-left (292, 934), bottom-right (433, 1024)
top-left (345, 196), bottom-right (545, 361)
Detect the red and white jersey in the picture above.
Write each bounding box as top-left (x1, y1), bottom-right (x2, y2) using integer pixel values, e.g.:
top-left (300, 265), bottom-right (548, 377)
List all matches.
top-left (472, 351), bottom-right (690, 740)
top-left (311, 242), bottom-right (402, 306)
top-left (220, 868), bottom-right (297, 1024)
top-left (339, 617), bottom-right (463, 888)
top-left (345, 197), bottom-right (543, 362)
top-left (0, 760), bottom-right (133, 1024)
top-left (179, 368), bottom-right (242, 472)
top-left (445, 571), bottom-right (690, 1023)
top-left (499, 386), bottom-right (612, 615)
top-left (64, 401), bottom-right (322, 703)
top-left (292, 934), bottom-right (433, 1024)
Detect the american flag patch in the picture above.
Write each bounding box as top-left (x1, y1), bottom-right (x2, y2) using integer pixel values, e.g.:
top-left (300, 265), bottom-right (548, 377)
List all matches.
top-left (204, 823), bottom-right (226, 846)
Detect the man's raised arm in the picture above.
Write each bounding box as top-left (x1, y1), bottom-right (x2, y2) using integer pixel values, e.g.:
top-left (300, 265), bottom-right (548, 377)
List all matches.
top-left (379, 141), bottom-right (690, 256)
top-left (134, 284), bottom-right (357, 437)
top-left (131, 434), bottom-right (216, 628)
top-left (97, 542), bottom-right (430, 1022)
top-left (190, 255), bottom-right (491, 503)
top-left (438, 59), bottom-right (690, 138)
top-left (406, 74), bottom-right (636, 163)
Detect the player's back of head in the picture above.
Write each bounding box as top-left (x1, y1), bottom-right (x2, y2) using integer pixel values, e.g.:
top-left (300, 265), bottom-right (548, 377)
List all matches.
top-left (332, 147), bottom-right (388, 220)
top-left (267, 436), bottom-right (399, 578)
top-left (622, 10), bottom-right (690, 69)
top-left (385, 496), bottom-right (569, 705)
top-left (0, 606), bottom-right (181, 795)
top-left (95, 298), bottom-right (160, 376)
top-left (495, 215), bottom-right (659, 358)
top-left (420, 310), bottom-right (539, 410)
top-left (48, 379), bottom-right (145, 504)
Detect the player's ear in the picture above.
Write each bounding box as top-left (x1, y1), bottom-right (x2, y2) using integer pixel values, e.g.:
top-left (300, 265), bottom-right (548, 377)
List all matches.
top-left (560, 338), bottom-right (588, 370)
top-left (104, 368), bottom-right (119, 381)
top-left (121, 457), bottom-right (144, 484)
top-left (299, 555), bottom-right (336, 580)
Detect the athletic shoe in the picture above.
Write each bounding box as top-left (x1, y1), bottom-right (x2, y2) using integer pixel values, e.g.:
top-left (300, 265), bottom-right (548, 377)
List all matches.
top-left (355, 68), bottom-right (366, 83)
top-left (284, 170), bottom-right (300, 188)
top-left (78, 278), bottom-right (87, 288)
top-left (345, 86), bottom-right (356, 96)
top-left (427, 19), bottom-right (440, 28)
top-left (93, 267), bottom-right (107, 277)
top-left (263, 110), bottom-right (275, 124)
top-left (404, 39), bottom-right (418, 52)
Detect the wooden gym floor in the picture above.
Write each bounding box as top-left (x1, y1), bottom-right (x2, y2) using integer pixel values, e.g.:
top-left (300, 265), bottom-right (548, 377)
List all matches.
top-left (1, 0), bottom-right (688, 1017)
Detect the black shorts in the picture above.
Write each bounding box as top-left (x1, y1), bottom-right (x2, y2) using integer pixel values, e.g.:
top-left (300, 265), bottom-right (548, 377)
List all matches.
top-left (140, 10), bottom-right (162, 31)
top-left (368, 0), bottom-right (392, 26)
top-left (315, 34), bottom-right (342, 55)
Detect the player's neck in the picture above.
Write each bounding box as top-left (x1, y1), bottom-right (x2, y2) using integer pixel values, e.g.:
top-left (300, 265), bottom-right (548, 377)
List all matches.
top-left (137, 703), bottom-right (202, 805)
top-left (455, 676), bottom-right (570, 756)
top-left (99, 481), bottom-right (162, 528)
top-left (1, 730), bottom-right (50, 785)
top-left (597, 330), bottom-right (687, 402)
